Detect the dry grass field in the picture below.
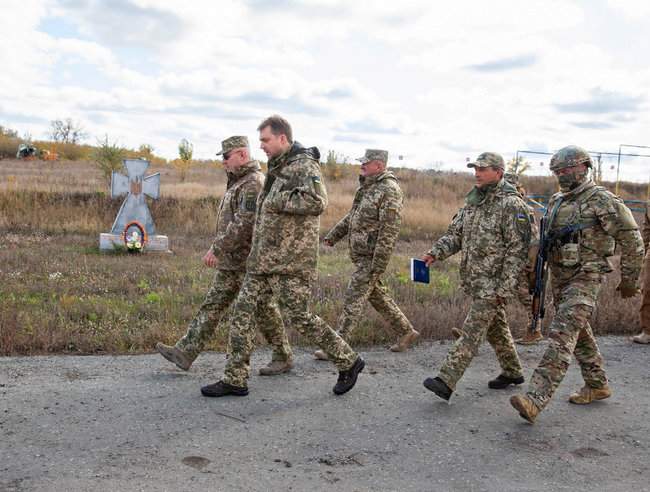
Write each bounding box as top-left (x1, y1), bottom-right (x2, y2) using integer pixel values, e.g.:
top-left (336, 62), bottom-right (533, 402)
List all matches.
top-left (0, 158), bottom-right (645, 355)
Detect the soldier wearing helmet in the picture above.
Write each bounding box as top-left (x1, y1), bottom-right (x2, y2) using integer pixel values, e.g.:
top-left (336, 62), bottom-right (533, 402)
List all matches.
top-left (510, 145), bottom-right (645, 424)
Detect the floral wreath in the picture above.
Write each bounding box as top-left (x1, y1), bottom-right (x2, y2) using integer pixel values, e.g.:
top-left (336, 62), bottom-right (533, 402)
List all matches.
top-left (123, 221), bottom-right (147, 252)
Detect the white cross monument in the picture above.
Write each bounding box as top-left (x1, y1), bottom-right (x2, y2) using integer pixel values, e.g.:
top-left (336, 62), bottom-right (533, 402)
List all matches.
top-left (99, 159), bottom-right (169, 251)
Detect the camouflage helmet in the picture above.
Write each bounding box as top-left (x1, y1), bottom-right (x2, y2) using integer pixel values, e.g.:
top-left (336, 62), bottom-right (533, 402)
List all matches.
top-left (549, 145), bottom-right (592, 171)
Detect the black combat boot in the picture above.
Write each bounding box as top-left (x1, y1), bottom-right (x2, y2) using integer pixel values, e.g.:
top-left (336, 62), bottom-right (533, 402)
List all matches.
top-left (333, 357), bottom-right (365, 395)
top-left (488, 374), bottom-right (525, 389)
top-left (201, 380), bottom-right (248, 397)
top-left (423, 376), bottom-right (453, 401)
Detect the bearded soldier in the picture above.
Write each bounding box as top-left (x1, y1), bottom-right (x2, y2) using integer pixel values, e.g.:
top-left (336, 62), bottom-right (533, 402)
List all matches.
top-left (156, 136), bottom-right (293, 376)
top-left (314, 149), bottom-right (418, 360)
top-left (632, 199), bottom-right (650, 344)
top-left (511, 145), bottom-right (644, 424)
top-left (421, 152), bottom-right (532, 401)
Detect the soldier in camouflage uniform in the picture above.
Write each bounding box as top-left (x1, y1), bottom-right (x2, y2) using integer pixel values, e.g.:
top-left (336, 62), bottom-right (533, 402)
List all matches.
top-left (632, 199), bottom-right (650, 344)
top-left (313, 149), bottom-right (418, 360)
top-left (511, 145), bottom-right (644, 424)
top-left (504, 173), bottom-right (544, 345)
top-left (155, 136), bottom-right (293, 376)
top-left (201, 115), bottom-right (364, 398)
top-left (421, 152), bottom-right (533, 401)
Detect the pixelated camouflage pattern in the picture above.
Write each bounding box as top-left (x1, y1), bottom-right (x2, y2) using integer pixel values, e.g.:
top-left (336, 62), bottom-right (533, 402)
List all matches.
top-left (427, 179), bottom-right (533, 300)
top-left (357, 149), bottom-right (388, 164)
top-left (545, 179), bottom-right (644, 286)
top-left (325, 171), bottom-right (411, 338)
top-left (335, 259), bottom-right (413, 339)
top-left (467, 152), bottom-right (505, 170)
top-left (549, 145), bottom-right (592, 170)
top-left (643, 200), bottom-right (650, 248)
top-left (211, 161), bottom-right (263, 271)
top-left (223, 273), bottom-right (358, 387)
top-left (215, 135), bottom-right (249, 156)
top-left (438, 298), bottom-right (523, 391)
top-left (525, 272), bottom-right (607, 410)
top-left (175, 269), bottom-right (292, 362)
top-left (246, 143), bottom-right (327, 278)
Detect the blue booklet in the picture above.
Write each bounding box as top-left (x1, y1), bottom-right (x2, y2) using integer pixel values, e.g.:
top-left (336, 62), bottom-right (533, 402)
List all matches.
top-left (410, 258), bottom-right (430, 284)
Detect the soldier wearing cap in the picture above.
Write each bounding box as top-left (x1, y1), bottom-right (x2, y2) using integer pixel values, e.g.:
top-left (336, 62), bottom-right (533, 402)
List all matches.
top-left (420, 152), bottom-right (532, 402)
top-left (156, 135), bottom-right (293, 376)
top-left (510, 145), bottom-right (644, 424)
top-left (632, 199), bottom-right (650, 344)
top-left (313, 149), bottom-right (418, 360)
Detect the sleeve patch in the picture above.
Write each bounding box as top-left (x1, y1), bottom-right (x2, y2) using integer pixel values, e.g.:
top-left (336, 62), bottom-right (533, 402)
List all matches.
top-left (311, 175), bottom-right (323, 195)
top-left (243, 191), bottom-right (257, 211)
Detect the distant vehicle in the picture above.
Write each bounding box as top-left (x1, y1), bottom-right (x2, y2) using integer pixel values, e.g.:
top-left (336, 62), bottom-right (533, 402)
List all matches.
top-left (16, 143), bottom-right (37, 159)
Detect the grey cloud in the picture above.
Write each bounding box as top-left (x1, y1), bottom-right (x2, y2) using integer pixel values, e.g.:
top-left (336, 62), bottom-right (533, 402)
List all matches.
top-left (555, 88), bottom-right (644, 114)
top-left (439, 140), bottom-right (472, 153)
top-left (59, 0), bottom-right (185, 49)
top-left (333, 134), bottom-right (373, 143)
top-left (335, 120), bottom-right (403, 135)
top-left (571, 121), bottom-right (616, 130)
top-left (465, 53), bottom-right (539, 72)
top-left (0, 110), bottom-right (48, 125)
top-left (76, 101), bottom-right (255, 121)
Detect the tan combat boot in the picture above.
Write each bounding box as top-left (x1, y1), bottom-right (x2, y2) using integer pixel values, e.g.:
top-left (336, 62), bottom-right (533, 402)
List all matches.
top-left (515, 330), bottom-right (544, 345)
top-left (313, 349), bottom-right (330, 361)
top-left (451, 327), bottom-right (465, 339)
top-left (155, 343), bottom-right (195, 371)
top-left (390, 329), bottom-right (420, 352)
top-left (568, 385), bottom-right (612, 405)
top-left (259, 359), bottom-right (294, 376)
top-left (632, 332), bottom-right (650, 344)
top-left (510, 394), bottom-right (540, 424)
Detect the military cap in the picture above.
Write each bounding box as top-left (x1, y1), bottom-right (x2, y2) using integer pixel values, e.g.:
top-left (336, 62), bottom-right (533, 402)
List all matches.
top-left (467, 152), bottom-right (505, 170)
top-left (356, 149), bottom-right (389, 164)
top-left (215, 135), bottom-right (249, 156)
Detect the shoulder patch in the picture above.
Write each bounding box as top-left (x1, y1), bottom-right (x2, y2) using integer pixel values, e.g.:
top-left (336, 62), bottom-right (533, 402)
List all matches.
top-left (311, 175), bottom-right (323, 195)
top-left (243, 191), bottom-right (257, 211)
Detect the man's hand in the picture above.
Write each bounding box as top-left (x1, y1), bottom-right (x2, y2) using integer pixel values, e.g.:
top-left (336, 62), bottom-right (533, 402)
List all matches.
top-left (203, 249), bottom-right (218, 268)
top-left (421, 254), bottom-right (436, 267)
top-left (617, 278), bottom-right (640, 299)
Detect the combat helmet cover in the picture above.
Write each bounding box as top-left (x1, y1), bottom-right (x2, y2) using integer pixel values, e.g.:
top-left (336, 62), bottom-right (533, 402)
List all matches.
top-left (550, 145), bottom-right (592, 171)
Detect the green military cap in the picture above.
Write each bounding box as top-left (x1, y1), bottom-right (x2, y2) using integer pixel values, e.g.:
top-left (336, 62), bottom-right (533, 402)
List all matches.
top-left (356, 149), bottom-right (389, 164)
top-left (215, 135), bottom-right (249, 156)
top-left (467, 152), bottom-right (505, 170)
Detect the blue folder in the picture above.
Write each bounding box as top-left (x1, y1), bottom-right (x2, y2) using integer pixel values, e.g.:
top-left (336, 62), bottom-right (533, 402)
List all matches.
top-left (410, 258), bottom-right (430, 284)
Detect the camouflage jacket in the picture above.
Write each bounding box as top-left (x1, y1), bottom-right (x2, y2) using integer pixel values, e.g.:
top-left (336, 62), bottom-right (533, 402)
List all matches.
top-left (643, 201), bottom-right (650, 250)
top-left (210, 161), bottom-right (263, 271)
top-left (545, 179), bottom-right (644, 285)
top-left (427, 179), bottom-right (532, 299)
top-left (325, 171), bottom-right (403, 273)
top-left (246, 142), bottom-right (327, 277)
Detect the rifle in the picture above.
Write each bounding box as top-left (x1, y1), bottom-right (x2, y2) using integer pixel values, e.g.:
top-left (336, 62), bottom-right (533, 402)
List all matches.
top-left (530, 215), bottom-right (598, 332)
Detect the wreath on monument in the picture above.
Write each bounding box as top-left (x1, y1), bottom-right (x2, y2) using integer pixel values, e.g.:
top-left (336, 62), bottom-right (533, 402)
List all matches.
top-left (123, 221), bottom-right (147, 253)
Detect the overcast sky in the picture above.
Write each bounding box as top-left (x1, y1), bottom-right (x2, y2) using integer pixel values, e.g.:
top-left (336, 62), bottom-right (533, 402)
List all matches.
top-left (2, 0), bottom-right (650, 181)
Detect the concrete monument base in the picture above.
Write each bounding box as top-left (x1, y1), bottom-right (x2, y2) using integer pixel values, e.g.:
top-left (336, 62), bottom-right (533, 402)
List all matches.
top-left (99, 233), bottom-right (170, 252)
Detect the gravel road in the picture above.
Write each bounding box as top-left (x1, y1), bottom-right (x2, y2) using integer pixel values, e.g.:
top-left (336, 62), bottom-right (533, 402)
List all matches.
top-left (1, 337), bottom-right (648, 492)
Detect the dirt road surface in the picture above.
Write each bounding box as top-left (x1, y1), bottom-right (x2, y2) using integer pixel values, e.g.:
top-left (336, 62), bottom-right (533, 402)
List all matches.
top-left (1, 337), bottom-right (648, 491)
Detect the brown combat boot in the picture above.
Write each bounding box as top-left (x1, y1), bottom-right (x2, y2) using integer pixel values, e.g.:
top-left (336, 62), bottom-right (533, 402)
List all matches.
top-left (510, 394), bottom-right (540, 424)
top-left (515, 330), bottom-right (544, 345)
top-left (258, 359), bottom-right (294, 376)
top-left (632, 332), bottom-right (650, 344)
top-left (451, 327), bottom-right (465, 339)
top-left (390, 329), bottom-right (420, 352)
top-left (313, 349), bottom-right (330, 361)
top-left (568, 385), bottom-right (612, 405)
top-left (155, 343), bottom-right (195, 371)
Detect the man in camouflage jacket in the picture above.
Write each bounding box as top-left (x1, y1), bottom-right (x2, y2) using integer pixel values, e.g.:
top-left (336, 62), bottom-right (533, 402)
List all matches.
top-left (632, 199), bottom-right (650, 344)
top-left (314, 149), bottom-right (418, 360)
top-left (201, 115), bottom-right (364, 398)
top-left (156, 136), bottom-right (292, 375)
top-left (421, 152), bottom-right (533, 401)
top-left (511, 145), bottom-right (645, 424)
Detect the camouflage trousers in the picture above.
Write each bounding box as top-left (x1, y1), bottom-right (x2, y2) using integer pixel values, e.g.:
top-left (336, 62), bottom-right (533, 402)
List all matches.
top-left (640, 250), bottom-right (650, 334)
top-left (175, 269), bottom-right (292, 362)
top-left (337, 261), bottom-right (413, 340)
top-left (526, 271), bottom-right (607, 410)
top-left (438, 298), bottom-right (523, 391)
top-left (223, 273), bottom-right (358, 388)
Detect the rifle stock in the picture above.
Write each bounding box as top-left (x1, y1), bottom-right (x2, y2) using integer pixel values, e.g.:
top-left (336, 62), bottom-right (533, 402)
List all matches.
top-left (530, 216), bottom-right (548, 333)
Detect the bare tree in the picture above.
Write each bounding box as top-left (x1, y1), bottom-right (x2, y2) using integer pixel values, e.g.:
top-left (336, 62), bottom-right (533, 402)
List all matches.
top-left (49, 118), bottom-right (88, 144)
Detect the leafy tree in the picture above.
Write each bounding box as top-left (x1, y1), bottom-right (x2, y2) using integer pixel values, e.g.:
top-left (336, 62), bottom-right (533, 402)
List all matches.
top-left (92, 135), bottom-right (125, 182)
top-left (173, 138), bottom-right (194, 182)
top-left (506, 156), bottom-right (531, 176)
